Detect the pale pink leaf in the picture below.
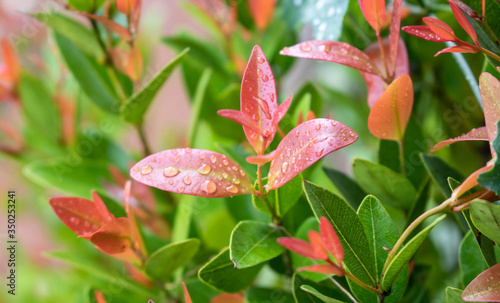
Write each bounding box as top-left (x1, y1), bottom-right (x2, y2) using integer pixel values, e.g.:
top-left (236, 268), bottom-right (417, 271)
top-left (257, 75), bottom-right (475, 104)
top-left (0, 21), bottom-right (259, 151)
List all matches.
top-left (246, 147), bottom-right (283, 165)
top-left (130, 148), bottom-right (255, 197)
top-left (267, 119), bottom-right (358, 190)
top-left (423, 17), bottom-right (457, 41)
top-left (462, 262), bottom-right (500, 301)
top-left (217, 109), bottom-right (262, 134)
top-left (402, 26), bottom-right (449, 42)
top-left (431, 127), bottom-right (489, 152)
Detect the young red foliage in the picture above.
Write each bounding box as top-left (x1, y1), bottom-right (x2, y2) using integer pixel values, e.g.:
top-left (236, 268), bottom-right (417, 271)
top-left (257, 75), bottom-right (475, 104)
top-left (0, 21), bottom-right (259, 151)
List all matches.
top-left (451, 164), bottom-right (493, 200)
top-left (479, 72), bottom-right (500, 145)
top-left (298, 264), bottom-right (344, 276)
top-left (359, 0), bottom-right (386, 34)
top-left (307, 230), bottom-right (329, 260)
top-left (402, 26), bottom-right (449, 42)
top-left (115, 0), bottom-right (137, 15)
top-left (388, 0), bottom-right (403, 76)
top-left (94, 290), bottom-right (107, 303)
top-left (368, 74), bottom-right (413, 141)
top-left (267, 119), bottom-right (358, 190)
top-left (83, 13), bottom-right (131, 41)
top-left (422, 17), bottom-right (457, 41)
top-left (0, 38), bottom-right (20, 84)
top-left (246, 147), bottom-right (283, 165)
top-left (462, 260), bottom-right (500, 301)
top-left (449, 0), bottom-right (477, 45)
top-left (280, 41), bottom-right (382, 76)
top-left (435, 45), bottom-right (477, 56)
top-left (130, 148), bottom-right (255, 197)
top-left (431, 127), bottom-right (488, 152)
top-left (211, 293), bottom-right (246, 303)
top-left (319, 217), bottom-right (344, 265)
top-left (277, 237), bottom-right (317, 259)
top-left (249, 0), bottom-right (275, 31)
top-left (89, 217), bottom-right (132, 254)
top-left (183, 282), bottom-right (192, 303)
top-left (124, 181), bottom-right (147, 256)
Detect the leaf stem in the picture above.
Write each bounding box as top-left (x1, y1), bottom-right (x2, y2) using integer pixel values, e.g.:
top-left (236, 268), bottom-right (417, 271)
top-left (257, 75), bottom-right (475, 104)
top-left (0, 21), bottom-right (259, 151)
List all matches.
top-left (136, 123), bottom-right (152, 157)
top-left (327, 275), bottom-right (359, 303)
top-left (377, 32), bottom-right (391, 83)
top-left (398, 140), bottom-right (406, 175)
top-left (343, 269), bottom-right (380, 294)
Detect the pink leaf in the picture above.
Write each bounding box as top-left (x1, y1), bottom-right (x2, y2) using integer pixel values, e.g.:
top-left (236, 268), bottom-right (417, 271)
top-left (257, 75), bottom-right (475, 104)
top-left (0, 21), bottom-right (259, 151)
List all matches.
top-left (402, 26), bottom-right (449, 42)
top-left (280, 41), bottom-right (382, 76)
top-left (183, 282), bottom-right (192, 303)
top-left (90, 217), bottom-right (132, 254)
top-left (241, 45), bottom-right (280, 154)
top-left (307, 230), bottom-right (329, 260)
top-left (423, 17), bottom-right (457, 41)
top-left (358, 0), bottom-right (386, 34)
top-left (217, 109), bottom-right (262, 134)
top-left (361, 38), bottom-right (409, 107)
top-left (479, 72), bottom-right (500, 145)
top-left (435, 45), bottom-right (478, 56)
top-left (431, 127), bottom-right (489, 152)
top-left (368, 74), bottom-right (413, 141)
top-left (462, 262), bottom-right (500, 301)
top-left (49, 197), bottom-right (109, 236)
top-left (273, 94), bottom-right (293, 129)
top-left (389, 0), bottom-right (403, 76)
top-left (451, 164), bottom-right (493, 200)
top-left (319, 217), bottom-right (344, 265)
top-left (130, 148), bottom-right (255, 197)
top-left (298, 264), bottom-right (344, 276)
top-left (277, 237), bottom-right (317, 259)
top-left (267, 119), bottom-right (358, 190)
top-left (246, 147), bottom-right (283, 165)
top-left (249, 0), bottom-right (275, 31)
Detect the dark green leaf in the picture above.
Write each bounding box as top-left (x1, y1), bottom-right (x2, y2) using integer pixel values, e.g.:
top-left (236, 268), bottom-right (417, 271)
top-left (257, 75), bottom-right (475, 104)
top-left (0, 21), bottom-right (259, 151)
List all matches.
top-left (292, 274), bottom-right (351, 303)
top-left (198, 248), bottom-right (264, 293)
top-left (421, 153), bottom-right (464, 197)
top-left (470, 199), bottom-right (500, 244)
top-left (323, 167), bottom-right (366, 209)
top-left (478, 123), bottom-right (500, 194)
top-left (300, 285), bottom-right (347, 303)
top-left (246, 287), bottom-right (294, 303)
top-left (145, 239), bottom-right (200, 282)
top-left (121, 48), bottom-right (189, 124)
top-left (230, 221), bottom-right (286, 268)
top-left (462, 209), bottom-right (497, 267)
top-left (303, 181), bottom-right (376, 287)
top-left (445, 287), bottom-right (465, 303)
top-left (460, 231), bottom-right (489, 287)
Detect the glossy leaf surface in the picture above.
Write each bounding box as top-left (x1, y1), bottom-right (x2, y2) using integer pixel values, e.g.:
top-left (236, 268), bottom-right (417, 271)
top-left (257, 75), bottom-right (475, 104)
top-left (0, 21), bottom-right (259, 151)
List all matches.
top-left (423, 17), bottom-right (457, 41)
top-left (462, 263), bottom-right (500, 301)
top-left (402, 26), bottom-right (449, 42)
top-left (368, 74), bottom-right (413, 141)
top-left (130, 149), bottom-right (254, 197)
top-left (230, 221), bottom-right (286, 268)
top-left (459, 231), bottom-right (488, 287)
top-left (359, 0), bottom-right (386, 33)
top-left (89, 217), bottom-right (132, 254)
top-left (431, 127), bottom-right (488, 152)
top-left (280, 41), bottom-right (381, 75)
top-left (267, 119), bottom-right (358, 190)
top-left (470, 200), bottom-right (500, 244)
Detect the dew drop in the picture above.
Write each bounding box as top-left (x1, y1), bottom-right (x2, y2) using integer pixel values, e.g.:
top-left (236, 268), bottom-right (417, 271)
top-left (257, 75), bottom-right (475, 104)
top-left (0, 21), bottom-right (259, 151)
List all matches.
top-left (169, 179), bottom-right (174, 185)
top-left (349, 131), bottom-right (355, 137)
top-left (174, 156), bottom-right (180, 163)
top-left (163, 167), bottom-right (180, 177)
top-left (232, 166), bottom-right (238, 171)
top-left (282, 47), bottom-right (290, 53)
top-left (300, 141), bottom-right (304, 147)
top-left (201, 180), bottom-right (217, 195)
top-left (328, 139), bottom-right (333, 146)
top-left (315, 124), bottom-right (321, 130)
top-left (262, 74), bottom-right (269, 82)
top-left (281, 162), bottom-right (289, 173)
top-left (210, 155), bottom-right (217, 163)
top-left (488, 287), bottom-right (493, 292)
top-left (151, 157), bottom-right (156, 163)
top-left (331, 120), bottom-right (338, 126)
top-left (227, 185), bottom-right (239, 194)
top-left (183, 176), bottom-right (192, 185)
top-left (257, 56), bottom-right (265, 63)
top-left (240, 170), bottom-right (246, 176)
top-left (316, 148), bottom-right (324, 157)
top-left (198, 163), bottom-right (212, 175)
top-left (141, 165), bottom-right (153, 175)
top-left (300, 43), bottom-right (312, 52)
top-left (178, 186), bottom-right (185, 193)
top-left (233, 179), bottom-right (241, 185)
top-left (172, 149), bottom-right (178, 155)
top-left (223, 173), bottom-right (228, 178)
top-left (223, 159), bottom-right (229, 166)
top-left (291, 157), bottom-right (296, 164)
top-left (286, 149), bottom-right (292, 156)
top-left (298, 154), bottom-right (302, 160)
top-left (257, 68), bottom-right (263, 78)
top-left (200, 154), bottom-right (205, 160)
top-left (84, 221), bottom-right (90, 227)
top-left (133, 166), bottom-right (139, 172)
top-left (295, 131), bottom-right (300, 137)
top-left (306, 130), bottom-right (310, 136)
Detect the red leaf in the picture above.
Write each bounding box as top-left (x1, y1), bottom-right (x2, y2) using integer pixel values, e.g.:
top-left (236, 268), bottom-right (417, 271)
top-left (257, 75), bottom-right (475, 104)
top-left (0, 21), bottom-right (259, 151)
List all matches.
top-left (267, 119), bottom-right (358, 190)
top-left (241, 45), bottom-right (280, 154)
top-left (183, 282), bottom-right (192, 303)
top-left (0, 38), bottom-right (20, 84)
top-left (361, 38), bottom-right (409, 107)
top-left (93, 191), bottom-right (115, 223)
top-left (423, 17), bottom-right (457, 41)
top-left (319, 217), bottom-right (344, 265)
top-left (90, 217), bottom-right (132, 254)
top-left (389, 0), bottom-right (403, 76)
top-left (246, 147), bottom-right (283, 165)
top-left (277, 237), bottom-right (317, 259)
top-left (115, 0), bottom-right (138, 15)
top-left (280, 41), bottom-right (382, 76)
top-left (402, 26), bottom-right (449, 42)
top-left (359, 0), bottom-right (386, 33)
top-left (210, 293), bottom-right (246, 303)
top-left (249, 0), bottom-right (275, 31)
top-left (94, 290), bottom-right (107, 303)
top-left (462, 262), bottom-right (500, 301)
top-left (368, 74), bottom-right (413, 141)
top-left (49, 197), bottom-right (109, 236)
top-left (451, 164), bottom-right (493, 200)
top-left (124, 180), bottom-right (147, 256)
top-left (273, 94), bottom-right (293, 129)
top-left (449, 0), bottom-right (478, 44)
top-left (130, 148), bottom-right (255, 197)
top-left (307, 231), bottom-right (329, 260)
top-left (298, 264), bottom-right (344, 276)
top-left (431, 127), bottom-right (489, 152)
top-left (217, 109), bottom-right (262, 134)
top-left (479, 72), bottom-right (500, 145)
top-left (435, 45), bottom-right (478, 56)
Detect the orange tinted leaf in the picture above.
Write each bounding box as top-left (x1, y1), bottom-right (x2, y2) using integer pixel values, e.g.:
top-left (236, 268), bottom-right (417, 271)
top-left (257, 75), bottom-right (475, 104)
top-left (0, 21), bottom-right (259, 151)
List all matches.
top-left (431, 127), bottom-right (489, 152)
top-left (298, 264), bottom-right (344, 276)
top-left (402, 25), bottom-right (449, 42)
top-left (126, 46), bottom-right (143, 81)
top-left (306, 110), bottom-right (316, 121)
top-left (49, 197), bottom-right (108, 236)
top-left (462, 262), bottom-right (500, 301)
top-left (249, 0), bottom-right (275, 31)
top-left (307, 230), bottom-right (329, 260)
top-left (130, 149), bottom-right (255, 197)
top-left (85, 14), bottom-right (131, 41)
top-left (124, 180), bottom-right (147, 256)
top-left (280, 41), bottom-right (382, 76)
top-left (246, 147), bottom-right (282, 165)
top-left (90, 217), bottom-right (132, 254)
top-left (267, 119), bottom-right (358, 190)
top-left (94, 290), bottom-right (107, 303)
top-left (423, 17), bottom-right (457, 41)
top-left (0, 38), bottom-right (20, 84)
top-left (319, 217), bottom-right (344, 265)
top-left (210, 293), bottom-right (245, 303)
top-left (389, 0), bottom-right (402, 76)
top-left (277, 237), bottom-right (317, 259)
top-left (435, 45), bottom-right (477, 56)
top-left (183, 282), bottom-right (192, 303)
top-left (359, 0), bottom-right (386, 33)
top-left (115, 0), bottom-right (138, 14)
top-left (93, 191), bottom-right (115, 222)
top-left (479, 72), bottom-right (500, 144)
top-left (368, 74), bottom-right (413, 141)
top-left (449, 0), bottom-right (477, 44)
top-left (451, 164), bottom-right (493, 200)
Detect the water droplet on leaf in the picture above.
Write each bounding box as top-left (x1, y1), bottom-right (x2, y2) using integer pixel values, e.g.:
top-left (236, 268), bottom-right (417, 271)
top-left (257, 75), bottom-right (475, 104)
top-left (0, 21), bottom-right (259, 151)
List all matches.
top-left (163, 167), bottom-right (180, 177)
top-left (141, 165), bottom-right (153, 175)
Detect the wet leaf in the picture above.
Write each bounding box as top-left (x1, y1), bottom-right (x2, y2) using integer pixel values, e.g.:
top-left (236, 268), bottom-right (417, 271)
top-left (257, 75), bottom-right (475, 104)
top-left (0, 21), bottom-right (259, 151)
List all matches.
top-left (267, 119), bottom-right (358, 190)
top-left (130, 149), bottom-right (255, 198)
top-left (90, 217), bottom-right (132, 254)
top-left (431, 127), bottom-right (488, 152)
top-left (359, 0), bottom-right (386, 33)
top-left (462, 263), bottom-right (500, 301)
top-left (367, 74), bottom-right (413, 141)
top-left (479, 72), bottom-right (500, 145)
top-left (449, 0), bottom-right (477, 44)
top-left (423, 17), bottom-right (457, 41)
top-left (435, 45), bottom-right (478, 56)
top-left (402, 26), bottom-right (449, 42)
top-left (280, 41), bottom-right (381, 76)
top-left (388, 0), bottom-right (402, 76)
top-left (249, 0), bottom-right (275, 31)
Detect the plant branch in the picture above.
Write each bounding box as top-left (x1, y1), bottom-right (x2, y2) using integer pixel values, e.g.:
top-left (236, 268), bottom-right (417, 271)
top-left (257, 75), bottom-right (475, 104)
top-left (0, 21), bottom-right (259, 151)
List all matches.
top-left (327, 275), bottom-right (359, 303)
top-left (343, 269), bottom-right (380, 294)
top-left (377, 32), bottom-right (391, 83)
top-left (136, 123), bottom-right (152, 157)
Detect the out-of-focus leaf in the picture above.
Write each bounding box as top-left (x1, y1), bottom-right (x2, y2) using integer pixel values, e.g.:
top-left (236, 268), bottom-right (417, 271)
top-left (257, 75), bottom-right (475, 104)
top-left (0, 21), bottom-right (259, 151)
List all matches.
top-left (460, 231), bottom-right (489, 287)
top-left (480, 73), bottom-right (500, 145)
top-left (359, 0), bottom-right (386, 33)
top-left (183, 282), bottom-right (192, 303)
top-left (367, 74), bottom-right (413, 141)
top-left (230, 220), bottom-right (285, 268)
top-left (246, 287), bottom-right (294, 303)
top-left (462, 263), bottom-right (500, 301)
top-left (381, 214), bottom-right (446, 290)
top-left (145, 239), bottom-right (200, 282)
top-left (248, 0), bottom-right (275, 31)
top-left (292, 273), bottom-right (351, 303)
top-left (121, 48), bottom-right (188, 123)
top-left (115, 0), bottom-right (137, 15)
top-left (267, 119), bottom-right (358, 190)
top-left (478, 124), bottom-right (500, 194)
top-left (431, 127), bottom-right (488, 152)
top-left (446, 287), bottom-right (465, 303)
top-left (90, 217), bottom-right (132, 254)
top-left (300, 285), bottom-right (346, 303)
top-left (421, 154), bottom-right (463, 197)
top-left (470, 199), bottom-right (500, 244)
top-left (388, 0), bottom-right (402, 75)
top-left (188, 68), bottom-right (212, 146)
top-left (323, 167), bottom-right (366, 209)
top-left (253, 173), bottom-right (303, 215)
top-left (304, 181), bottom-right (376, 287)
top-left (280, 41), bottom-right (381, 75)
top-left (352, 158), bottom-right (416, 210)
top-left (435, 45), bottom-right (478, 56)
top-left (130, 148), bottom-right (255, 197)
top-left (198, 248), bottom-right (264, 293)
top-left (68, 0), bottom-right (105, 12)
top-left (84, 13), bottom-right (131, 41)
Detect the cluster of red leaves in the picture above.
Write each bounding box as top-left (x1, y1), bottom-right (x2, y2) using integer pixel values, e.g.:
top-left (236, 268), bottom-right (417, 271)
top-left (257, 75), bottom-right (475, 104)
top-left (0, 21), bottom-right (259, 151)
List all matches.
top-left (278, 217), bottom-right (345, 276)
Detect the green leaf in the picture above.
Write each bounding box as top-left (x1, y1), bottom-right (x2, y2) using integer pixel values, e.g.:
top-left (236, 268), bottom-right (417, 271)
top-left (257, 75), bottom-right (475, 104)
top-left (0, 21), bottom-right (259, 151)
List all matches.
top-left (230, 221), bottom-right (286, 268)
top-left (246, 287), bottom-right (295, 303)
top-left (352, 158), bottom-right (416, 210)
top-left (303, 181), bottom-right (376, 287)
top-left (470, 199), bottom-right (500, 244)
top-left (292, 274), bottom-right (351, 303)
top-left (381, 214), bottom-right (446, 290)
top-left (300, 285), bottom-right (347, 303)
top-left (145, 239), bottom-right (200, 282)
top-left (19, 73), bottom-right (61, 144)
top-left (462, 209), bottom-right (497, 267)
top-left (460, 231), bottom-right (489, 287)
top-left (120, 48), bottom-right (189, 124)
top-left (31, 12), bottom-right (103, 58)
top-left (187, 68), bottom-right (212, 146)
top-left (421, 154), bottom-right (463, 197)
top-left (68, 0), bottom-right (105, 12)
top-left (253, 174), bottom-right (303, 215)
top-left (198, 248), bottom-right (264, 293)
top-left (478, 123), bottom-right (500, 195)
top-left (356, 196), bottom-right (408, 300)
top-left (445, 287), bottom-right (465, 303)
top-left (54, 33), bottom-right (120, 114)
top-left (323, 167), bottom-right (366, 209)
